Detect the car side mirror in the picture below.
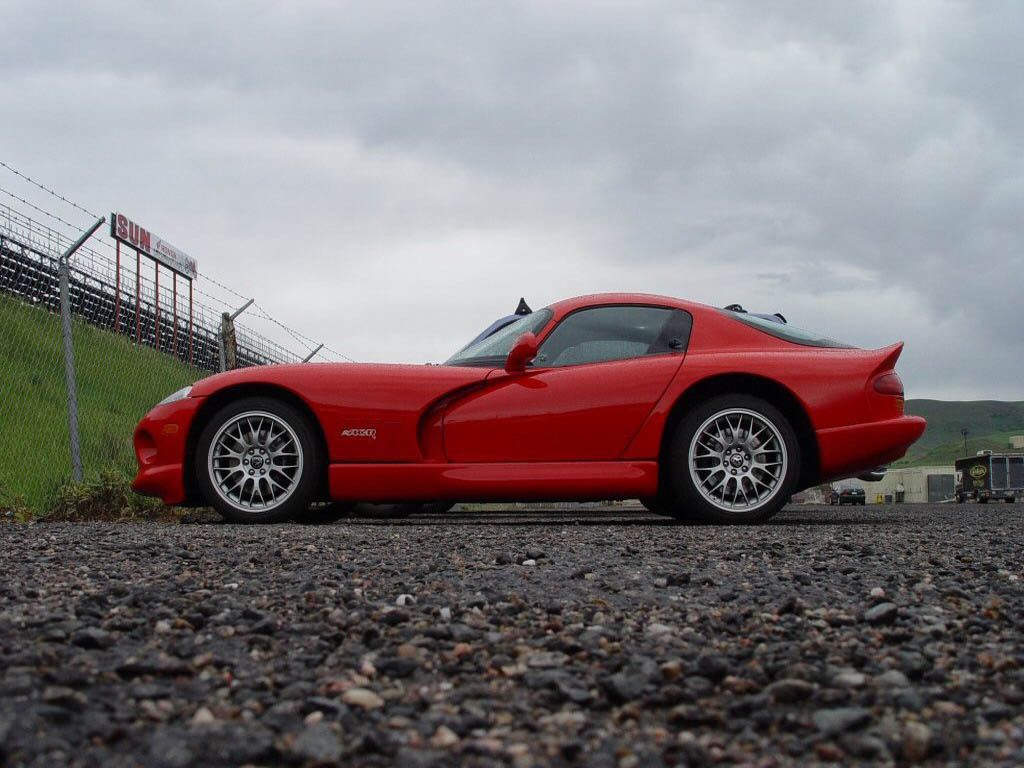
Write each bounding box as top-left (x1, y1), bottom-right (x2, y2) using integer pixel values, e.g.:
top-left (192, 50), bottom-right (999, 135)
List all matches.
top-left (505, 332), bottom-right (539, 374)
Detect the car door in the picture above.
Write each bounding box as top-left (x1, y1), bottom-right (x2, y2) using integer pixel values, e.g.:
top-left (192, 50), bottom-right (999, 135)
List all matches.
top-left (443, 305), bottom-right (692, 462)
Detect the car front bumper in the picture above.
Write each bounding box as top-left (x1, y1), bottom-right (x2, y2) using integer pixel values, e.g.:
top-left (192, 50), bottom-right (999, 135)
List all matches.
top-left (131, 397), bottom-right (204, 505)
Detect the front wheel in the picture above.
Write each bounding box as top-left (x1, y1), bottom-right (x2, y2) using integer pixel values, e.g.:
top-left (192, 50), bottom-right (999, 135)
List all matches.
top-left (666, 395), bottom-right (800, 524)
top-left (196, 397), bottom-right (323, 523)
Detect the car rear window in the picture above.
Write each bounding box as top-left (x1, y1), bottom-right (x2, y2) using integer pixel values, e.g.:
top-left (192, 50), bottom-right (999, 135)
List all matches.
top-left (722, 310), bottom-right (854, 349)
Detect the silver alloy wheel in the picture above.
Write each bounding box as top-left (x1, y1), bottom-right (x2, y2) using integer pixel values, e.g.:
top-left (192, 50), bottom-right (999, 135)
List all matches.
top-left (688, 407), bottom-right (788, 513)
top-left (207, 410), bottom-right (304, 513)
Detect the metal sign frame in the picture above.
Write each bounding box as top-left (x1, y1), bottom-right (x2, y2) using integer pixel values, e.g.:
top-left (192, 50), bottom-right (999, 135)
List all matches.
top-left (110, 211), bottom-right (197, 365)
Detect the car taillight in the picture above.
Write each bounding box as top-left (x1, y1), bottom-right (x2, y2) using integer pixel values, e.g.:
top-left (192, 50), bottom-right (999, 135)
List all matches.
top-left (873, 372), bottom-right (904, 396)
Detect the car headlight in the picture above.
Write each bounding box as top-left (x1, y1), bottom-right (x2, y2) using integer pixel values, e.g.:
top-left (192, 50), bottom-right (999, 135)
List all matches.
top-left (157, 386), bottom-right (193, 406)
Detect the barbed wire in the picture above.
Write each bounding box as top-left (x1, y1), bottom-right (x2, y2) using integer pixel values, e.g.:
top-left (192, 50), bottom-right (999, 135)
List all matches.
top-left (252, 302), bottom-right (357, 362)
top-left (0, 160), bottom-right (355, 363)
top-left (0, 159), bottom-right (102, 220)
top-left (0, 185), bottom-right (92, 235)
top-left (196, 270), bottom-right (251, 304)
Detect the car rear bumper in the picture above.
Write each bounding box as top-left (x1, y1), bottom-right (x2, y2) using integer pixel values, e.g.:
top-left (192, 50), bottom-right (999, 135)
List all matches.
top-left (817, 416), bottom-right (926, 483)
top-left (131, 398), bottom-right (203, 505)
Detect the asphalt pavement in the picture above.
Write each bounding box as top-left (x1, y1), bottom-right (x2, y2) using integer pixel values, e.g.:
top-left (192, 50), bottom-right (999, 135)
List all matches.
top-left (1, 503), bottom-right (1023, 766)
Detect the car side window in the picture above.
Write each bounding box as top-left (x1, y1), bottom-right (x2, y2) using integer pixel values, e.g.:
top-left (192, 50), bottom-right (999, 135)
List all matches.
top-left (536, 306), bottom-right (691, 367)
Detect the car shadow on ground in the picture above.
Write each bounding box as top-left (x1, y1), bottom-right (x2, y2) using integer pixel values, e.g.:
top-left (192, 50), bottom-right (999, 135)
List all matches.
top-left (180, 505), bottom-right (905, 527)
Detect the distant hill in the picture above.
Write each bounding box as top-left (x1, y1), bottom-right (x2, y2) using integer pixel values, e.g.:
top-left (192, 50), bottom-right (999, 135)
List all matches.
top-left (896, 399), bottom-right (1024, 466)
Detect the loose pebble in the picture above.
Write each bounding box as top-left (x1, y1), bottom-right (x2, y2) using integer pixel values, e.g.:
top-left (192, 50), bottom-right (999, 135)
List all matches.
top-left (0, 504), bottom-right (1018, 765)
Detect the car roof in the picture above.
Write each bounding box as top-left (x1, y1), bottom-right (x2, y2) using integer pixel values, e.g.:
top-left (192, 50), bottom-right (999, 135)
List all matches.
top-left (546, 293), bottom-right (709, 317)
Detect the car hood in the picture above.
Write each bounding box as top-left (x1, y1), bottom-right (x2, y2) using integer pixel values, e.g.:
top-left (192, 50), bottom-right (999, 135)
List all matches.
top-left (189, 362), bottom-right (496, 413)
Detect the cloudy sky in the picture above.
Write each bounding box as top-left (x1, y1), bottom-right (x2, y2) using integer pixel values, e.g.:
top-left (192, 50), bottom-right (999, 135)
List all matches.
top-left (2, 1), bottom-right (1021, 399)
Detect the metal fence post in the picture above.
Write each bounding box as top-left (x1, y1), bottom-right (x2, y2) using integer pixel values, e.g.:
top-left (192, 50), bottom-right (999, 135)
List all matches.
top-left (59, 217), bottom-right (106, 483)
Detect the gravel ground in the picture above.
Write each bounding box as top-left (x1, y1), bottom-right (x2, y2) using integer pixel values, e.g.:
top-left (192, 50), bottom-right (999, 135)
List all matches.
top-left (2, 503), bottom-right (1023, 767)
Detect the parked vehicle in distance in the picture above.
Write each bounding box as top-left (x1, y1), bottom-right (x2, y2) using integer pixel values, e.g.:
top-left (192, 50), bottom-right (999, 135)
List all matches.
top-left (955, 452), bottom-right (1024, 503)
top-left (835, 487), bottom-right (867, 506)
top-left (132, 293), bottom-right (926, 524)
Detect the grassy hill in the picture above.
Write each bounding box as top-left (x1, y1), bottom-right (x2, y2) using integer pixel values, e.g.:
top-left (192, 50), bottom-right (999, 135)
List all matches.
top-left (0, 294), bottom-right (201, 510)
top-left (898, 399), bottom-right (1024, 467)
top-left (896, 430), bottom-right (1024, 467)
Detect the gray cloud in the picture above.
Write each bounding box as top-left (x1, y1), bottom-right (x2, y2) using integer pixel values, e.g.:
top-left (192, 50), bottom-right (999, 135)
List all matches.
top-left (2, 0), bottom-right (1021, 398)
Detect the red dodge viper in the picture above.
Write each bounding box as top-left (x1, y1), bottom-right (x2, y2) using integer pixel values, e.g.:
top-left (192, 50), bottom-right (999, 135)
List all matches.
top-left (132, 293), bottom-right (925, 524)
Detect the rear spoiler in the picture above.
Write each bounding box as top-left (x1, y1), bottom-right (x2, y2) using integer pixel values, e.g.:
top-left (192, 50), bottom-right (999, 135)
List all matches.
top-left (870, 342), bottom-right (904, 376)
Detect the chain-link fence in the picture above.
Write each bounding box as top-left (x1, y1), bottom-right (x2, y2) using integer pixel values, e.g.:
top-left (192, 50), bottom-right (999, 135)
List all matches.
top-left (0, 163), bottom-right (351, 512)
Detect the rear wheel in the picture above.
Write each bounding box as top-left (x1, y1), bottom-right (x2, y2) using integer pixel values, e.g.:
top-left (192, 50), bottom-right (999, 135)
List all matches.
top-left (666, 395), bottom-right (799, 524)
top-left (196, 397), bottom-right (322, 523)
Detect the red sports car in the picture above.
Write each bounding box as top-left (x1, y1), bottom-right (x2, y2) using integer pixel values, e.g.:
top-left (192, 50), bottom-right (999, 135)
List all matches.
top-left (132, 293), bottom-right (925, 524)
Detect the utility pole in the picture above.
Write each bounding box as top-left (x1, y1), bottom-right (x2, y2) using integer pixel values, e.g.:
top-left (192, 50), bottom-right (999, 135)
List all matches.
top-left (961, 428), bottom-right (969, 457)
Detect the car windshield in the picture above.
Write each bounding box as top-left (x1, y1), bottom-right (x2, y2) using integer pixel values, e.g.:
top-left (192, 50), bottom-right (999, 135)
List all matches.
top-left (722, 310), bottom-right (854, 349)
top-left (447, 309), bottom-right (553, 367)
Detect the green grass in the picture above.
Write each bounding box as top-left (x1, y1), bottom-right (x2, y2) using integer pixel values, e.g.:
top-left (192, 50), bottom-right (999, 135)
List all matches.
top-left (903, 399), bottom-right (1024, 455)
top-left (0, 293), bottom-right (202, 510)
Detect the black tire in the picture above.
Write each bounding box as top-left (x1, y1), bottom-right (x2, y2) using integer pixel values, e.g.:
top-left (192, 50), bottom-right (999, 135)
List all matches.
top-left (1005, 497), bottom-right (1015, 504)
top-left (665, 394), bottom-right (800, 524)
top-left (979, 497), bottom-right (989, 504)
top-left (956, 494), bottom-right (964, 504)
top-left (196, 397), bottom-right (323, 523)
